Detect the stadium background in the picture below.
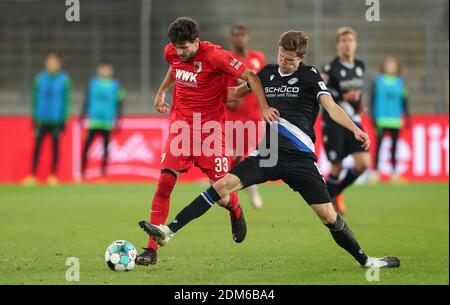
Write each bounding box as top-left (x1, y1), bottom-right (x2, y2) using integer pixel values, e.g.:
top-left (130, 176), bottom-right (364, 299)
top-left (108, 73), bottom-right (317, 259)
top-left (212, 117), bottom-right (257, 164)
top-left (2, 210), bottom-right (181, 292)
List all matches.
top-left (0, 0), bottom-right (448, 183)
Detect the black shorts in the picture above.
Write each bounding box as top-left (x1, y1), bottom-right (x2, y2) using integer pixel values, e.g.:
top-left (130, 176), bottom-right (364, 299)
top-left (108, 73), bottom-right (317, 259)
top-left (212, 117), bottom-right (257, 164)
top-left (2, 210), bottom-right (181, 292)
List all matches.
top-left (322, 117), bottom-right (366, 163)
top-left (35, 123), bottom-right (64, 138)
top-left (229, 151), bottom-right (331, 205)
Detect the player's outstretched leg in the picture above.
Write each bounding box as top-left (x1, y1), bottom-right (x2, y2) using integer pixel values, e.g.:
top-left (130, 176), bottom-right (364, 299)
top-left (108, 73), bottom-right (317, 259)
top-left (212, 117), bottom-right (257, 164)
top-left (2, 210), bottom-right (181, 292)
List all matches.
top-left (311, 202), bottom-right (400, 268)
top-left (136, 169), bottom-right (177, 266)
top-left (139, 173), bottom-right (244, 247)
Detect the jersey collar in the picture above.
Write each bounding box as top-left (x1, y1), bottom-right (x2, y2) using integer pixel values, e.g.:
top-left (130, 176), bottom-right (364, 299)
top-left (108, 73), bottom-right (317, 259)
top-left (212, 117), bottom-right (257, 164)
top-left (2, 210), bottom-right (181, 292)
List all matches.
top-left (277, 62), bottom-right (305, 77)
top-left (338, 58), bottom-right (355, 69)
top-left (277, 67), bottom-right (297, 77)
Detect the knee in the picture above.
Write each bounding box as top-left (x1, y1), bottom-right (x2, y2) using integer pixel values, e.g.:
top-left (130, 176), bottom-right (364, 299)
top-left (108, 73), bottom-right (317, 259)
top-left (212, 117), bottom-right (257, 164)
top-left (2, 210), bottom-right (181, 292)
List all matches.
top-left (213, 175), bottom-right (233, 197)
top-left (355, 158), bottom-right (370, 173)
top-left (318, 207), bottom-right (338, 225)
top-left (216, 195), bottom-right (229, 207)
top-left (331, 162), bottom-right (343, 174)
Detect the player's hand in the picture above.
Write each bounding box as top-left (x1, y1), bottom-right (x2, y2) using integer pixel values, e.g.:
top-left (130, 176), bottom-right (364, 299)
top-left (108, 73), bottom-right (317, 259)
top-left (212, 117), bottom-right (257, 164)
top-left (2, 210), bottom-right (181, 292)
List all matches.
top-left (261, 106), bottom-right (280, 125)
top-left (354, 128), bottom-right (370, 150)
top-left (154, 93), bottom-right (169, 113)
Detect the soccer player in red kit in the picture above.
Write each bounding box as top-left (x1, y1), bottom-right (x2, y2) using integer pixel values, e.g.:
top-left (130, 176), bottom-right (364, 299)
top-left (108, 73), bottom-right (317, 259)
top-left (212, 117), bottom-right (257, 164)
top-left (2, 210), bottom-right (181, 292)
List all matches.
top-left (136, 17), bottom-right (278, 266)
top-left (226, 25), bottom-right (266, 209)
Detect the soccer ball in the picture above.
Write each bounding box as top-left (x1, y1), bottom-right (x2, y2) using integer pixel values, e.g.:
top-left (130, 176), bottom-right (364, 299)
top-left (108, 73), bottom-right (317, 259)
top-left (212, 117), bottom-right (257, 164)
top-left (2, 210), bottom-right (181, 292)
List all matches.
top-left (104, 240), bottom-right (137, 271)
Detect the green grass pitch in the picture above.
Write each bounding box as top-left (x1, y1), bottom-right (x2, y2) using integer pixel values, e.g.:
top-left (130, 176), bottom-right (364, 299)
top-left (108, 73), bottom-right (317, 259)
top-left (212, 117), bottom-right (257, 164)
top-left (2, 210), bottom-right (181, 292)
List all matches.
top-left (0, 182), bottom-right (448, 284)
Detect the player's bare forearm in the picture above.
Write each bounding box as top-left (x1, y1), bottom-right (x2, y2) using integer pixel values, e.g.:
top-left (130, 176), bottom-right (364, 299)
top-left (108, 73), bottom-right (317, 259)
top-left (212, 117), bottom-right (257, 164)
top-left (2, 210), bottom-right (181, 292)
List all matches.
top-left (241, 69), bottom-right (268, 109)
top-left (240, 69), bottom-right (279, 124)
top-left (153, 67), bottom-right (174, 113)
top-left (320, 95), bottom-right (357, 132)
top-left (229, 84), bottom-right (251, 101)
top-left (156, 67), bottom-right (175, 95)
top-left (225, 86), bottom-right (246, 109)
top-left (320, 94), bottom-right (370, 149)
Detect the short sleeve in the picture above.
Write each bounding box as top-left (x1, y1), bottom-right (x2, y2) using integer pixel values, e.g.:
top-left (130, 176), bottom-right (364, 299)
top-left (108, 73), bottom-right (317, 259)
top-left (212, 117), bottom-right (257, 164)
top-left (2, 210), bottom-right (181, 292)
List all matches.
top-left (246, 64), bottom-right (269, 90)
top-left (306, 67), bottom-right (331, 101)
top-left (209, 48), bottom-right (247, 78)
top-left (163, 44), bottom-right (172, 64)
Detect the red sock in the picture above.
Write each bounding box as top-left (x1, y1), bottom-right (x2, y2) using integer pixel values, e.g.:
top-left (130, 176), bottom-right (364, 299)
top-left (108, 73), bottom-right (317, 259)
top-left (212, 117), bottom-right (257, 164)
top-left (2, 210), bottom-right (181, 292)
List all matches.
top-left (225, 192), bottom-right (241, 219)
top-left (147, 171), bottom-right (177, 250)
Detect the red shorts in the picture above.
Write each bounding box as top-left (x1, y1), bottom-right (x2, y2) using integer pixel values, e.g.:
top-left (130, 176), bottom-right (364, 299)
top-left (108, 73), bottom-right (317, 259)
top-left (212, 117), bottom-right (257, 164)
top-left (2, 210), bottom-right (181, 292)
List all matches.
top-left (160, 124), bottom-right (230, 182)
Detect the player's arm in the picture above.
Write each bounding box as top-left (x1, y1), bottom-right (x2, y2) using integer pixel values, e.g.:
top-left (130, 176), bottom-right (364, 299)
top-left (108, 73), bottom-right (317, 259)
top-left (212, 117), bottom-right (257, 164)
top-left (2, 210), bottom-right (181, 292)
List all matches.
top-left (31, 76), bottom-right (39, 128)
top-left (320, 94), bottom-right (370, 150)
top-left (239, 68), bottom-right (279, 124)
top-left (153, 67), bottom-right (174, 113)
top-left (402, 86), bottom-right (411, 126)
top-left (227, 82), bottom-right (251, 101)
top-left (62, 76), bottom-right (72, 129)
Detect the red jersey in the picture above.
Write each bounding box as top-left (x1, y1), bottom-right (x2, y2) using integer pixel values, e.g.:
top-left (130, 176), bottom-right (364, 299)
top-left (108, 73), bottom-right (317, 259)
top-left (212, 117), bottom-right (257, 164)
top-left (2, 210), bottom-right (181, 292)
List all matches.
top-left (226, 50), bottom-right (266, 123)
top-left (164, 41), bottom-right (247, 125)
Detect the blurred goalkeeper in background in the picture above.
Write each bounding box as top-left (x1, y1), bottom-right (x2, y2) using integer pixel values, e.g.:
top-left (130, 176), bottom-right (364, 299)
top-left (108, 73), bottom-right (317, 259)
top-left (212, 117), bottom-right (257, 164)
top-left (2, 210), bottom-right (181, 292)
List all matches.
top-left (23, 52), bottom-right (71, 186)
top-left (80, 60), bottom-right (125, 179)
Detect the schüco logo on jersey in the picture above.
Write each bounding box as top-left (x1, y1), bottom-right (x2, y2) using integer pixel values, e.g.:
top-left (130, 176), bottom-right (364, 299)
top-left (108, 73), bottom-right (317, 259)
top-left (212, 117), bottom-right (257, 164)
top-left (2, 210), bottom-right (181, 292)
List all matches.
top-left (265, 85), bottom-right (300, 93)
top-left (175, 69), bottom-right (198, 84)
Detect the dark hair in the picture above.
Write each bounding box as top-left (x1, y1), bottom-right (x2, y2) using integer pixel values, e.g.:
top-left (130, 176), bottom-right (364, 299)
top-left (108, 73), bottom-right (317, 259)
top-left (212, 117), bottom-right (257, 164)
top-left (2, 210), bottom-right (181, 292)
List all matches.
top-left (168, 17), bottom-right (200, 44)
top-left (230, 25), bottom-right (248, 35)
top-left (278, 31), bottom-right (309, 56)
top-left (44, 51), bottom-right (61, 60)
top-left (98, 59), bottom-right (114, 67)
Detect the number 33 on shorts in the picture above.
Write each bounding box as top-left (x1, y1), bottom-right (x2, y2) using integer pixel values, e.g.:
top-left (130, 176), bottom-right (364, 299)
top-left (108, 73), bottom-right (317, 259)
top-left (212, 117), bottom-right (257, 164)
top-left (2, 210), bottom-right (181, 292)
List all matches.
top-left (214, 157), bottom-right (229, 174)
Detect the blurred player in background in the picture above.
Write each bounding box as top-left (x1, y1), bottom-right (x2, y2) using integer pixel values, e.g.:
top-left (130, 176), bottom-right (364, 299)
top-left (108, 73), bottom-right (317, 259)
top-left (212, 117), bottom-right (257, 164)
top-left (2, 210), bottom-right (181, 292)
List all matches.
top-left (23, 52), bottom-right (71, 186)
top-left (80, 60), bottom-right (125, 179)
top-left (226, 25), bottom-right (266, 209)
top-left (321, 27), bottom-right (369, 215)
top-left (136, 17), bottom-right (275, 266)
top-left (371, 56), bottom-right (410, 182)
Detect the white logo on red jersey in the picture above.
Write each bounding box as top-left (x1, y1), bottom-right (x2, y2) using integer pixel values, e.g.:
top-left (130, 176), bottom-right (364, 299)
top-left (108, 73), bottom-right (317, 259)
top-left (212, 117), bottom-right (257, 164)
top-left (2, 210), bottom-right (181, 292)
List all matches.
top-left (194, 61), bottom-right (202, 73)
top-left (229, 58), bottom-right (242, 70)
top-left (175, 69), bottom-right (198, 83)
top-left (250, 58), bottom-right (261, 70)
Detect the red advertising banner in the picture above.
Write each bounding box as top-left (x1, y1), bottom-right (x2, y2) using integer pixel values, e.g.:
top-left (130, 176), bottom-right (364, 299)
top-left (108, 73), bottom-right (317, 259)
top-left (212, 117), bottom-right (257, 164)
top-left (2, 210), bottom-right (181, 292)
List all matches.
top-left (0, 115), bottom-right (448, 183)
top-left (314, 115), bottom-right (449, 182)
